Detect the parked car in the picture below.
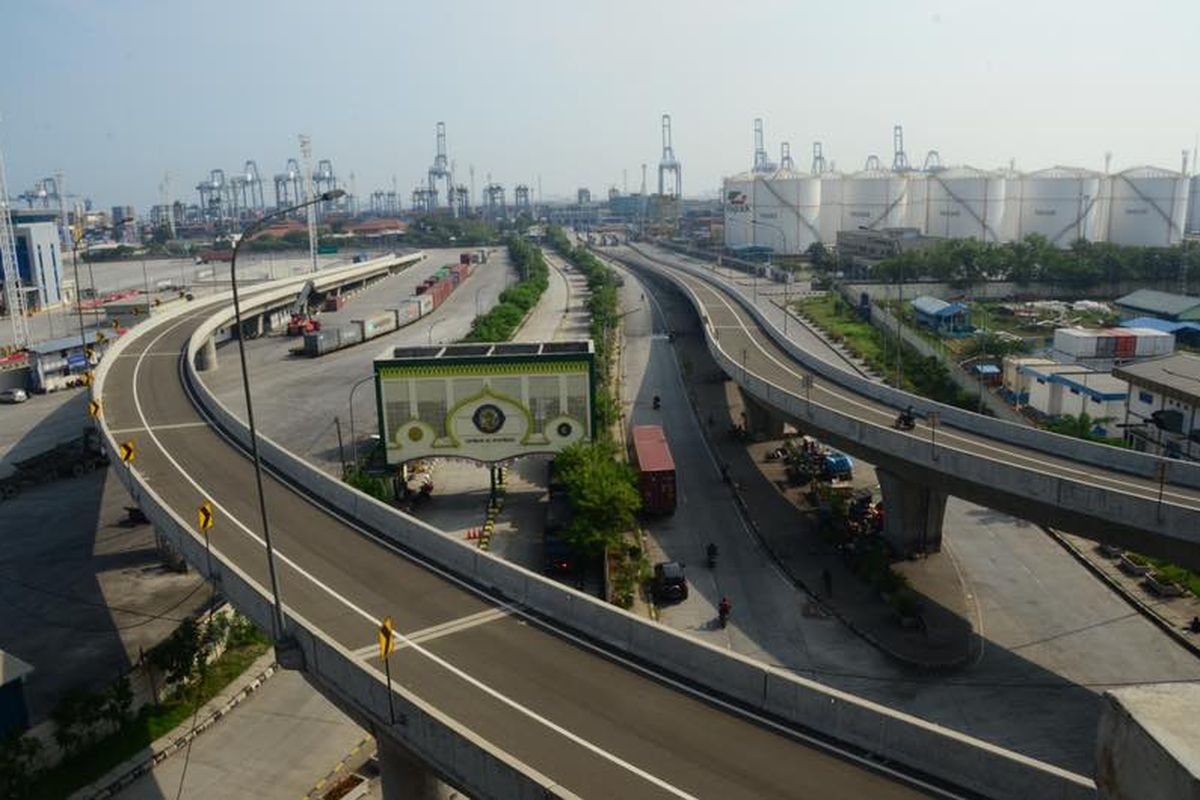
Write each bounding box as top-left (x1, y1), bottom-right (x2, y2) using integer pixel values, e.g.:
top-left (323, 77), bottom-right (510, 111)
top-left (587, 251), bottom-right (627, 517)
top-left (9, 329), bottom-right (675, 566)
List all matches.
top-left (652, 561), bottom-right (688, 603)
top-left (0, 388), bottom-right (29, 404)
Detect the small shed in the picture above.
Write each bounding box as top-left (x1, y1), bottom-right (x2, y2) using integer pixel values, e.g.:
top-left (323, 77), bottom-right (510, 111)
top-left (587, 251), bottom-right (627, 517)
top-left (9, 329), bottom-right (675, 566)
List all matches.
top-left (911, 296), bottom-right (972, 336)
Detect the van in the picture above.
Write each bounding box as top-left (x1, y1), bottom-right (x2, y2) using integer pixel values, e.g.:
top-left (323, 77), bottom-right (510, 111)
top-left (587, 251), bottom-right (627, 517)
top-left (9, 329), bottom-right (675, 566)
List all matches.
top-left (0, 388), bottom-right (29, 404)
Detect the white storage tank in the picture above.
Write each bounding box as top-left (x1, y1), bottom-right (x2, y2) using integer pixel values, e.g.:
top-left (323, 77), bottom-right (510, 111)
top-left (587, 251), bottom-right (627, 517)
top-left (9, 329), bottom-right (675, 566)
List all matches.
top-left (817, 171), bottom-right (844, 243)
top-left (924, 166), bottom-right (1008, 242)
top-left (1188, 175), bottom-right (1200, 234)
top-left (1012, 166), bottom-right (1104, 245)
top-left (755, 168), bottom-right (822, 252)
top-left (1106, 166), bottom-right (1189, 247)
top-left (723, 173), bottom-right (756, 249)
top-left (903, 172), bottom-right (929, 232)
top-left (841, 168), bottom-right (908, 231)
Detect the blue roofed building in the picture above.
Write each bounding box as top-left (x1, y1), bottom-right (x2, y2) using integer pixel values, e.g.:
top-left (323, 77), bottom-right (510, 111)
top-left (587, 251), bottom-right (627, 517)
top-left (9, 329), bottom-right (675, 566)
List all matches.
top-left (911, 295), bottom-right (972, 337)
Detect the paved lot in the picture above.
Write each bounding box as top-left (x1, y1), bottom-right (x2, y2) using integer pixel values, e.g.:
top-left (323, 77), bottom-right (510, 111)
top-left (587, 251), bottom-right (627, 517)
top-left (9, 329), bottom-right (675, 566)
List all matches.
top-left (113, 670), bottom-right (366, 800)
top-left (0, 467), bottom-right (210, 723)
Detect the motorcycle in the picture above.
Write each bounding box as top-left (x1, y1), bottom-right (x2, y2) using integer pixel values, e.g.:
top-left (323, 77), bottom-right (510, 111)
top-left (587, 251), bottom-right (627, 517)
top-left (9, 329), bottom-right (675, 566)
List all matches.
top-left (718, 598), bottom-right (731, 628)
top-left (894, 407), bottom-right (916, 431)
top-left (652, 395), bottom-right (661, 410)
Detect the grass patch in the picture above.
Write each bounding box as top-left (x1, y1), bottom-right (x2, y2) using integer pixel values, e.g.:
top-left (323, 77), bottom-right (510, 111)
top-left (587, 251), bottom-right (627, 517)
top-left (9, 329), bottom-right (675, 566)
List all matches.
top-left (1144, 559), bottom-right (1200, 597)
top-left (28, 637), bottom-right (270, 799)
top-left (797, 294), bottom-right (888, 366)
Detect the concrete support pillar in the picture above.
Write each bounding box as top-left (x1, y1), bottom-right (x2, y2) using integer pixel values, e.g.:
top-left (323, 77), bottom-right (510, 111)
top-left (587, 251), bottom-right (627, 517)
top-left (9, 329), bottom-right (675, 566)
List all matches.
top-left (739, 391), bottom-right (786, 441)
top-left (253, 314), bottom-right (264, 337)
top-left (377, 734), bottom-right (455, 800)
top-left (1096, 684), bottom-right (1200, 800)
top-left (877, 468), bottom-right (947, 556)
top-left (195, 336), bottom-right (218, 372)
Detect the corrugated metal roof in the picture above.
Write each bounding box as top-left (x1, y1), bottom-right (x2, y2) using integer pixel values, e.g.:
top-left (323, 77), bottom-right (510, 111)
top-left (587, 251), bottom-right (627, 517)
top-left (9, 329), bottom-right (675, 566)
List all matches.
top-left (911, 295), bottom-right (950, 315)
top-left (1115, 289), bottom-right (1200, 318)
top-left (1120, 317), bottom-right (1200, 334)
top-left (1113, 354), bottom-right (1200, 402)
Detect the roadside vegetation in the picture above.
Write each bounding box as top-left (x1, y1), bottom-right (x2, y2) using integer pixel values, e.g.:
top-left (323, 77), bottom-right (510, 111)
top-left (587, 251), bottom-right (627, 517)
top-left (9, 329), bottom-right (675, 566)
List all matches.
top-left (2, 613), bottom-right (269, 799)
top-left (462, 234), bottom-right (550, 343)
top-left (796, 293), bottom-right (980, 410)
top-left (545, 225), bottom-right (649, 605)
top-left (867, 235), bottom-right (1200, 290)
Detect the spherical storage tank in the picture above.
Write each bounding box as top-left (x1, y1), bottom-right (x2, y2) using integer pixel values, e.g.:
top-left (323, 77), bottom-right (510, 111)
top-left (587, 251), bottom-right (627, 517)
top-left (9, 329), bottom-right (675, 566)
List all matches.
top-left (1106, 166), bottom-right (1190, 247)
top-left (1012, 166), bottom-right (1103, 245)
top-left (841, 167), bottom-right (908, 231)
top-left (754, 168), bottom-right (822, 253)
top-left (922, 166), bottom-right (1009, 242)
top-left (723, 173), bottom-right (756, 249)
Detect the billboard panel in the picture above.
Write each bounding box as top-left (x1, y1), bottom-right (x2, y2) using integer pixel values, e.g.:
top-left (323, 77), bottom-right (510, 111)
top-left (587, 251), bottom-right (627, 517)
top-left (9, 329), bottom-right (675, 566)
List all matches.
top-left (375, 343), bottom-right (595, 464)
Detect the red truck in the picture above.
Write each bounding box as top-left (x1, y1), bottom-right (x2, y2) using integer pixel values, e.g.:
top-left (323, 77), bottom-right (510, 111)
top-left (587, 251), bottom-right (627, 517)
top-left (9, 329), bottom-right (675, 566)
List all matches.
top-left (631, 425), bottom-right (676, 515)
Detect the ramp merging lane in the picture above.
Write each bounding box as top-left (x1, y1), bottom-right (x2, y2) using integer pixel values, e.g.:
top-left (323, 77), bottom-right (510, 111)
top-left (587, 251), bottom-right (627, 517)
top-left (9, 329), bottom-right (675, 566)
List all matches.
top-left (618, 246), bottom-right (1200, 516)
top-left (99, 303), bottom-right (938, 797)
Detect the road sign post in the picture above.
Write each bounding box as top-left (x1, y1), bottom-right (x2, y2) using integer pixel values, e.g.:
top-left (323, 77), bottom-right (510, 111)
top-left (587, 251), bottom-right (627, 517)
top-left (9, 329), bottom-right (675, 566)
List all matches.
top-left (378, 616), bottom-right (397, 724)
top-left (118, 440), bottom-right (136, 465)
top-left (198, 500), bottom-right (215, 581)
top-left (87, 399), bottom-right (101, 418)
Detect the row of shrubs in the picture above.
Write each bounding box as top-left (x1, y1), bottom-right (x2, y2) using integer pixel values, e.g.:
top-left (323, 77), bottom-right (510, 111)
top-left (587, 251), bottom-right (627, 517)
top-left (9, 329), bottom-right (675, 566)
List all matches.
top-left (462, 235), bottom-right (550, 342)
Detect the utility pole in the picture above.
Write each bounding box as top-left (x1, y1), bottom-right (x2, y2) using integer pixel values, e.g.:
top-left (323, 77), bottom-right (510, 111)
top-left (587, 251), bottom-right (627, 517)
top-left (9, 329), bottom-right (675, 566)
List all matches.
top-left (0, 127), bottom-right (30, 348)
top-left (299, 134), bottom-right (318, 273)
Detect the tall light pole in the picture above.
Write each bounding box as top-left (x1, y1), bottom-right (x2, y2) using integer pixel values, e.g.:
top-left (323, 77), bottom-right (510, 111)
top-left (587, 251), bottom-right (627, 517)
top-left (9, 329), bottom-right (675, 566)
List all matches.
top-left (347, 373), bottom-right (375, 469)
top-left (230, 188), bottom-right (345, 642)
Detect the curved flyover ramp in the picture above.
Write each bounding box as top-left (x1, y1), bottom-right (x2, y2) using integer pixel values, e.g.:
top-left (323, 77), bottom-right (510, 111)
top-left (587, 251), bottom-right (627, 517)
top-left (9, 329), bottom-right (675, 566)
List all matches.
top-left (613, 244), bottom-right (1200, 570)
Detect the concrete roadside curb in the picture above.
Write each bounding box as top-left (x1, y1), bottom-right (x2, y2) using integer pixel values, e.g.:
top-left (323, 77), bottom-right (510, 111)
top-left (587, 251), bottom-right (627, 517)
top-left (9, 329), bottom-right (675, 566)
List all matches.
top-left (71, 651), bottom-right (280, 800)
top-left (1045, 527), bottom-right (1200, 660)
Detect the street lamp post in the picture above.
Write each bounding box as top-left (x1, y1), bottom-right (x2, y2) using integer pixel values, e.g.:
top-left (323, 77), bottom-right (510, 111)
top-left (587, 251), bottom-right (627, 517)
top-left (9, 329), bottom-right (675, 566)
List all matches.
top-left (347, 373), bottom-right (375, 470)
top-left (750, 219), bottom-right (788, 307)
top-left (71, 218), bottom-right (133, 348)
top-left (230, 188), bottom-right (345, 643)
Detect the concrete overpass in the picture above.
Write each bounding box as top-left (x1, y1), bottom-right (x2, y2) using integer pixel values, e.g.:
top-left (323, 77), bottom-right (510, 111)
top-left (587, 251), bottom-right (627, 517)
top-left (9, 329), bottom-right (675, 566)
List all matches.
top-left (611, 244), bottom-right (1200, 572)
top-left (92, 254), bottom-right (1095, 799)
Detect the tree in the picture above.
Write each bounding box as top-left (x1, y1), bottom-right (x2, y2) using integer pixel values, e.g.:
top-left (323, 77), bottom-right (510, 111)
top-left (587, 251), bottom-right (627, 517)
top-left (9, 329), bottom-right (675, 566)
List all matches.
top-left (554, 440), bottom-right (641, 556)
top-left (0, 733), bottom-right (42, 798)
top-left (1044, 411), bottom-right (1116, 443)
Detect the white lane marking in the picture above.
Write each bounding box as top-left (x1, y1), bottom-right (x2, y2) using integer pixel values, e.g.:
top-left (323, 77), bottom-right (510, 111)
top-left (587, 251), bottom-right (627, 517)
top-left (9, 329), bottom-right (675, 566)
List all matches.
top-left (126, 316), bottom-right (702, 800)
top-left (108, 422), bottom-right (210, 435)
top-left (670, 263), bottom-right (1198, 508)
top-left (351, 608), bottom-right (511, 658)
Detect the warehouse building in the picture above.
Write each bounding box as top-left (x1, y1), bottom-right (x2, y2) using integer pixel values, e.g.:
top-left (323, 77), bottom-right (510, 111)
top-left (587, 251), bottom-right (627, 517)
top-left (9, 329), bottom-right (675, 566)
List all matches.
top-left (1114, 289), bottom-right (1200, 323)
top-left (1114, 353), bottom-right (1200, 462)
top-left (0, 211), bottom-right (64, 311)
top-left (911, 296), bottom-right (972, 336)
top-left (1019, 362), bottom-right (1129, 435)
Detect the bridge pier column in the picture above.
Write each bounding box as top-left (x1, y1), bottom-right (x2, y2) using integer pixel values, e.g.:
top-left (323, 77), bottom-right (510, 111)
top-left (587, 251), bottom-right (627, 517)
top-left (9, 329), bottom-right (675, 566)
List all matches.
top-left (195, 336), bottom-right (218, 372)
top-left (739, 390), bottom-right (786, 441)
top-left (877, 468), bottom-right (947, 556)
top-left (377, 735), bottom-right (455, 800)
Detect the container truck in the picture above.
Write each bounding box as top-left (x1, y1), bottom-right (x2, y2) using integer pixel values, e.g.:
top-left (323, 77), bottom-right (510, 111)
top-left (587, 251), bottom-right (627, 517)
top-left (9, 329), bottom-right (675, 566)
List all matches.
top-left (631, 425), bottom-right (676, 515)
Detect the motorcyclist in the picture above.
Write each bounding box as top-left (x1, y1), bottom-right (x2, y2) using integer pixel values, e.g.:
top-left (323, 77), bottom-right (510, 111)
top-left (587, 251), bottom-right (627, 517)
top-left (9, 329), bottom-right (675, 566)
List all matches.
top-left (896, 405), bottom-right (915, 429)
top-left (652, 395), bottom-right (661, 410)
top-left (706, 542), bottom-right (719, 566)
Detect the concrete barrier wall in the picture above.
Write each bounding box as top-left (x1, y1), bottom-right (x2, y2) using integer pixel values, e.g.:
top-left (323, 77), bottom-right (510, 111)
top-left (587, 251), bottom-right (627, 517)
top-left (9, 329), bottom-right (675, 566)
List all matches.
top-left (177, 284), bottom-right (1097, 798)
top-left (632, 244), bottom-right (1200, 490)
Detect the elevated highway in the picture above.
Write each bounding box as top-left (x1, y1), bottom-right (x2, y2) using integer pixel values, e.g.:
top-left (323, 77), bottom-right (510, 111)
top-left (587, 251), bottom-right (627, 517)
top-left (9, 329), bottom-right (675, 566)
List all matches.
top-left (612, 244), bottom-right (1200, 570)
top-left (92, 254), bottom-right (1095, 799)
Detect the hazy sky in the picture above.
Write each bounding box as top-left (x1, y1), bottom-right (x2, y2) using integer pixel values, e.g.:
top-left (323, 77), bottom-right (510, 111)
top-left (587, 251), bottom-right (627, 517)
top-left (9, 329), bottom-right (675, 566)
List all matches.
top-left (3, 0), bottom-right (1198, 210)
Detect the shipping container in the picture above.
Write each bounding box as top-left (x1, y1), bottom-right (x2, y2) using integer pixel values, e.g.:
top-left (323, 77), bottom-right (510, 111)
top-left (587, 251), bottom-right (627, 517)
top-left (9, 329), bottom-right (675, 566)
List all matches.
top-left (1112, 330), bottom-right (1136, 358)
top-left (339, 324), bottom-right (362, 346)
top-left (460, 252), bottom-right (473, 265)
top-left (631, 425), bottom-right (676, 515)
top-left (323, 294), bottom-right (346, 312)
top-left (416, 294), bottom-right (434, 316)
top-left (1053, 329), bottom-right (1098, 358)
top-left (355, 311), bottom-right (398, 340)
top-left (393, 301), bottom-right (421, 328)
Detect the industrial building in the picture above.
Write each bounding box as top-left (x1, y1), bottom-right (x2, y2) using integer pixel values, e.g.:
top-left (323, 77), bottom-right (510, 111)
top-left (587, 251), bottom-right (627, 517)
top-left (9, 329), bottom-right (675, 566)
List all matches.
top-left (1114, 289), bottom-right (1200, 322)
top-left (911, 296), bottom-right (972, 336)
top-left (1016, 361), bottom-right (1129, 435)
top-left (1114, 353), bottom-right (1200, 461)
top-left (724, 124), bottom-right (1197, 254)
top-left (2, 212), bottom-right (64, 310)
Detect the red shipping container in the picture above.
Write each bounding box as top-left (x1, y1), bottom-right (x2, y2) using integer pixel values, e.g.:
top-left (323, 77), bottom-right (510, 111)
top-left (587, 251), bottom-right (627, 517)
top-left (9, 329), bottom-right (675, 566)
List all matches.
top-left (631, 425), bottom-right (676, 515)
top-left (1113, 331), bottom-right (1136, 357)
